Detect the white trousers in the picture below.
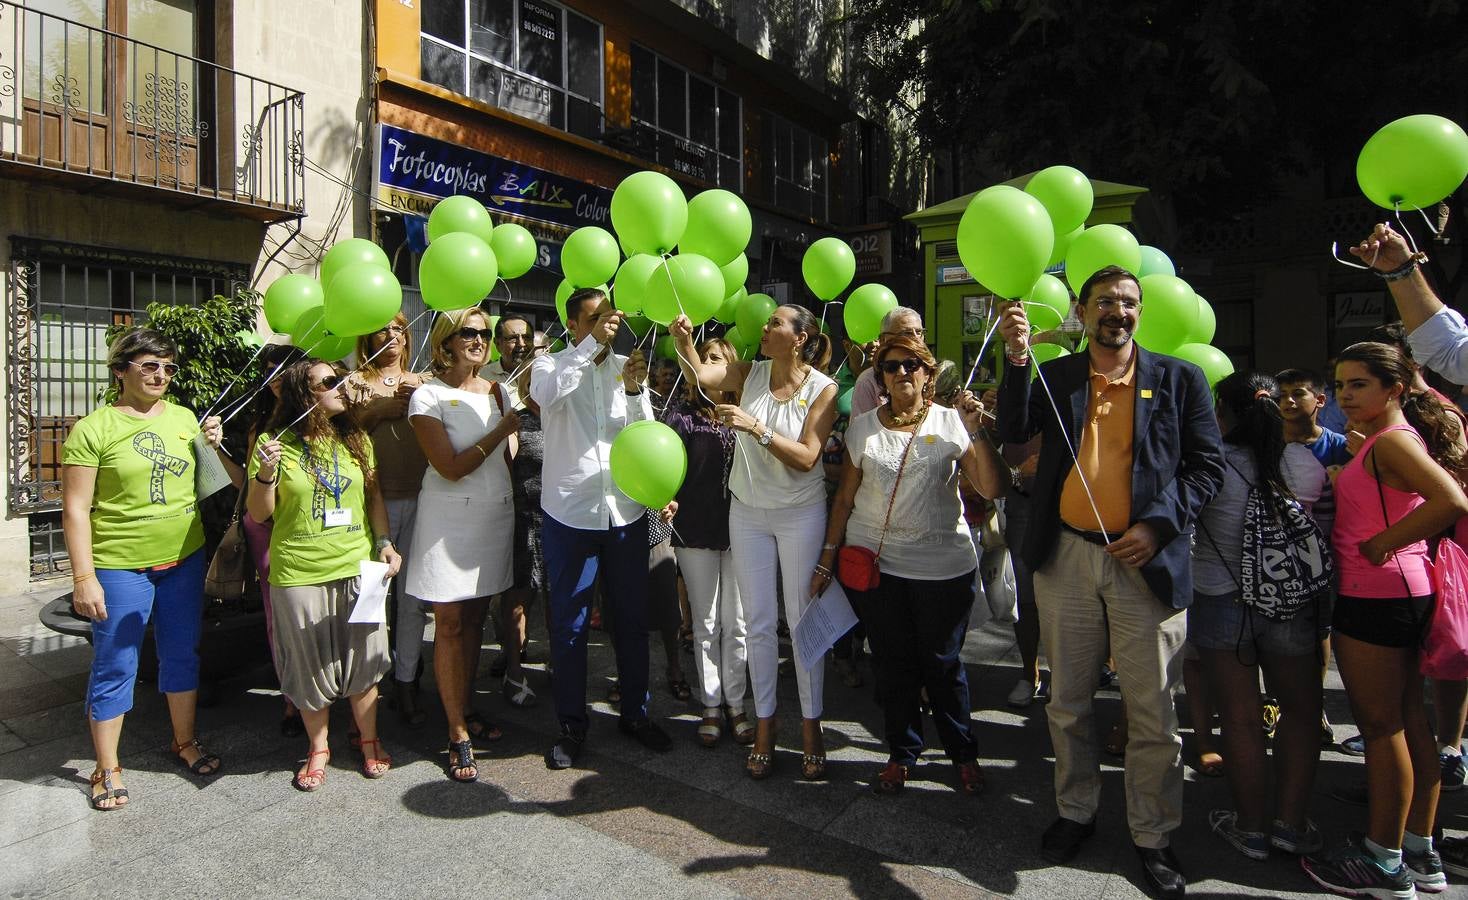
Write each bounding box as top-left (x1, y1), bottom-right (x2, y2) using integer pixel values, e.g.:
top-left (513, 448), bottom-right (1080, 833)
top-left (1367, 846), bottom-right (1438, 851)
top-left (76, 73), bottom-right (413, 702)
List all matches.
top-left (675, 546), bottom-right (748, 711)
top-left (729, 498), bottom-right (827, 719)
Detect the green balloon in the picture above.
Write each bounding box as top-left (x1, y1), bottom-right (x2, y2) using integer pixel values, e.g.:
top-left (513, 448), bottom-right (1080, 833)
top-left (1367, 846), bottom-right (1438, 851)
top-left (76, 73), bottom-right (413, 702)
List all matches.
top-left (561, 226), bottom-right (621, 289)
top-left (236, 328), bottom-right (264, 349)
top-left (611, 171), bottom-right (687, 256)
top-left (1138, 245), bottom-right (1176, 278)
top-left (843, 283), bottom-right (898, 344)
top-left (644, 254), bottom-right (726, 326)
top-left (625, 314), bottom-right (653, 338)
top-left (485, 315), bottom-right (501, 362)
top-left (654, 334), bottom-right (678, 361)
top-left (490, 223), bottom-right (537, 280)
top-left (836, 386), bottom-right (853, 416)
top-left (556, 279), bottom-right (608, 327)
top-left (312, 334), bottom-right (358, 364)
top-left (680, 189), bottom-right (752, 266)
top-left (427, 195), bottom-right (494, 244)
top-left (1028, 342), bottom-right (1070, 380)
top-left (1048, 224), bottom-right (1082, 268)
top-left (802, 237), bottom-right (857, 302)
top-left (1357, 114), bottom-right (1468, 210)
top-left (1132, 274), bottom-right (1196, 355)
top-left (1189, 294), bottom-right (1217, 345)
top-left (290, 307), bottom-right (330, 352)
top-left (1024, 165), bottom-right (1093, 235)
top-left (263, 274), bottom-right (324, 334)
top-left (320, 239), bottom-right (390, 291)
top-left (609, 420), bottom-right (687, 508)
top-left (957, 185), bottom-right (1054, 299)
top-left (715, 288), bottom-right (745, 325)
top-left (612, 253), bottom-right (662, 317)
top-left (1025, 274), bottom-right (1072, 330)
top-left (1173, 342), bottom-right (1234, 389)
top-left (735, 292), bottom-right (777, 341)
top-left (1065, 225), bottom-right (1141, 297)
top-left (324, 264), bottom-right (403, 336)
top-left (725, 325), bottom-right (758, 360)
top-left (419, 232), bottom-right (498, 312)
top-left (720, 254), bottom-right (749, 298)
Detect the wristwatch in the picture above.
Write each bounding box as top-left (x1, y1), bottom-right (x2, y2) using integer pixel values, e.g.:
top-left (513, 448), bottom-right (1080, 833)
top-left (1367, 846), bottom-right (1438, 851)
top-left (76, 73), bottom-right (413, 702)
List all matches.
top-left (758, 424), bottom-right (774, 447)
top-left (373, 537), bottom-right (394, 555)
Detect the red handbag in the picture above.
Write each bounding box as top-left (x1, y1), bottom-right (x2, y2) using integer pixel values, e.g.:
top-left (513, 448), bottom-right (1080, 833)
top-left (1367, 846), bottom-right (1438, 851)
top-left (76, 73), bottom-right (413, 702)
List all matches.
top-left (836, 430), bottom-right (918, 592)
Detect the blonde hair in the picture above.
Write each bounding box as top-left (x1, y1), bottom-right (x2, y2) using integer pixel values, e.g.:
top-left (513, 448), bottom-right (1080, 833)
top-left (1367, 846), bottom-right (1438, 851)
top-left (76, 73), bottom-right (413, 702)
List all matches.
top-left (354, 311), bottom-right (411, 377)
top-left (428, 307), bottom-right (489, 374)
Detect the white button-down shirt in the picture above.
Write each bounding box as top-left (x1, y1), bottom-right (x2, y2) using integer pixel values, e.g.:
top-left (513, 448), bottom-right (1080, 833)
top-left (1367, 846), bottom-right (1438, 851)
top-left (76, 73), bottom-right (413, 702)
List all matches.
top-left (530, 333), bottom-right (652, 529)
top-left (1409, 306), bottom-right (1468, 386)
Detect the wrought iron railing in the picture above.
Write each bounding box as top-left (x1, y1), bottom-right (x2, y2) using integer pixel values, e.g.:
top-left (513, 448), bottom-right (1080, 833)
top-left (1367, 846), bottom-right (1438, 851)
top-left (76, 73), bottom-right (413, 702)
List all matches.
top-left (0, 1), bottom-right (304, 218)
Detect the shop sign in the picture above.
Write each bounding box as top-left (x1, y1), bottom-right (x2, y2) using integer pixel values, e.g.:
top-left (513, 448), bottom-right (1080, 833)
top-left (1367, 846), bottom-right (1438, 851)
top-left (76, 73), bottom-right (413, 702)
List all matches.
top-left (1333, 291), bottom-right (1386, 329)
top-left (849, 229), bottom-right (892, 276)
top-left (936, 264), bottom-right (973, 285)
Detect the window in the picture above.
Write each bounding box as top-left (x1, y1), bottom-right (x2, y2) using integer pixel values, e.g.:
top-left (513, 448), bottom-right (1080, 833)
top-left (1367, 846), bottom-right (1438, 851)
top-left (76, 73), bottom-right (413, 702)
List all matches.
top-left (419, 0), bottom-right (603, 140)
top-left (763, 111), bottom-right (827, 220)
top-left (628, 44), bottom-right (742, 189)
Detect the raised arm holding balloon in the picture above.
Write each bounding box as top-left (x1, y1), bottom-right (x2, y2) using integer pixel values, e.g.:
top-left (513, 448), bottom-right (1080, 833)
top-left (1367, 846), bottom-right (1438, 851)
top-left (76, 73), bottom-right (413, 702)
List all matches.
top-left (1347, 222), bottom-right (1468, 386)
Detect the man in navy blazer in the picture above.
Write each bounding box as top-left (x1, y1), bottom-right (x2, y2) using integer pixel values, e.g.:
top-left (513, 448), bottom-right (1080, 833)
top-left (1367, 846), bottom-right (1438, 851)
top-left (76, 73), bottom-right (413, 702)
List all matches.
top-left (998, 266), bottom-right (1223, 900)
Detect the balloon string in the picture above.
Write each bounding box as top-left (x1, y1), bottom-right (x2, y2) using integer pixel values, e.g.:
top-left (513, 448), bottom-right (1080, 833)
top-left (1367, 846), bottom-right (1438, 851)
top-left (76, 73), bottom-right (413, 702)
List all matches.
top-left (202, 339), bottom-right (270, 419)
top-left (963, 316), bottom-right (1003, 391)
top-left (220, 353), bottom-right (298, 426)
top-left (1028, 340), bottom-right (1112, 544)
top-left (646, 255), bottom-right (717, 410)
top-left (1393, 202), bottom-right (1426, 255)
top-left (1417, 204), bottom-right (1442, 237)
top-left (1329, 241), bottom-right (1374, 271)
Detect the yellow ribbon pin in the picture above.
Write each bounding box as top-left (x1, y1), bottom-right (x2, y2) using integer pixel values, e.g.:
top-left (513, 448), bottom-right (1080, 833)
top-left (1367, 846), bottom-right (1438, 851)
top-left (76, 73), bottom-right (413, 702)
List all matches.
top-left (924, 434), bottom-right (936, 444)
top-left (1141, 389), bottom-right (1153, 399)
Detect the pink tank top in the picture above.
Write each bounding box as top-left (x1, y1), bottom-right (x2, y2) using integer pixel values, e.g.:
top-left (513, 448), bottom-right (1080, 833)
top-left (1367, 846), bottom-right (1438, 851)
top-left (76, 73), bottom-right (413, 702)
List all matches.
top-left (1332, 423), bottom-right (1432, 597)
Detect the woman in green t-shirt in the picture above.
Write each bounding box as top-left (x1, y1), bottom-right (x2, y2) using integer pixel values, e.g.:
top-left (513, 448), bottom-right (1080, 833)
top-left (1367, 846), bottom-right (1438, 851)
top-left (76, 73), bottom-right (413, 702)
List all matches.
top-left (248, 359), bottom-right (402, 792)
top-left (61, 328), bottom-right (227, 811)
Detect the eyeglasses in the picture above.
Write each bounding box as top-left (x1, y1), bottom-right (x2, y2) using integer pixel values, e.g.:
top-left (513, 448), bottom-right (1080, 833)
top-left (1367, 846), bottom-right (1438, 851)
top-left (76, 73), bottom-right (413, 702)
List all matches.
top-left (498, 332), bottom-right (530, 344)
top-left (375, 325), bottom-right (405, 336)
top-left (128, 360), bottom-right (180, 377)
top-left (877, 358), bottom-right (926, 375)
top-left (1094, 299), bottom-right (1142, 313)
top-left (881, 327), bottom-right (925, 339)
top-left (311, 374), bottom-right (343, 392)
top-left (456, 327), bottom-right (494, 343)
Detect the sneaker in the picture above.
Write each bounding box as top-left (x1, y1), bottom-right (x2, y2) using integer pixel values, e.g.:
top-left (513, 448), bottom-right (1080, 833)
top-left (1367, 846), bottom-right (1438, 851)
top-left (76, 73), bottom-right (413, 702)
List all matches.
top-left (1302, 841), bottom-right (1416, 900)
top-left (545, 726), bottom-right (584, 770)
top-left (1341, 733), bottom-right (1367, 756)
top-left (1209, 810), bottom-right (1269, 860)
top-left (618, 717), bottom-right (672, 753)
top-left (1405, 844), bottom-right (1447, 893)
top-left (1007, 678), bottom-right (1041, 708)
top-left (1261, 698), bottom-right (1280, 739)
top-left (1439, 751), bottom-right (1465, 792)
top-left (1271, 818), bottom-right (1324, 855)
top-left (1440, 836), bottom-right (1468, 878)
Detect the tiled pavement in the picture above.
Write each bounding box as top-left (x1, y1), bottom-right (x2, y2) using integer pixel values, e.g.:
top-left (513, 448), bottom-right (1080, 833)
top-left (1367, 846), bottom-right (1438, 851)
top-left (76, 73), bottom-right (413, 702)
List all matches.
top-left (1, 584), bottom-right (1464, 899)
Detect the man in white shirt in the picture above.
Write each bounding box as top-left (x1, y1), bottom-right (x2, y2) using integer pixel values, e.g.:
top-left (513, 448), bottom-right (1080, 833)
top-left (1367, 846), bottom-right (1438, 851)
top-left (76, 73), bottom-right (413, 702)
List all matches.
top-left (482, 313), bottom-right (532, 408)
top-left (529, 287), bottom-right (671, 768)
top-left (850, 306), bottom-right (925, 416)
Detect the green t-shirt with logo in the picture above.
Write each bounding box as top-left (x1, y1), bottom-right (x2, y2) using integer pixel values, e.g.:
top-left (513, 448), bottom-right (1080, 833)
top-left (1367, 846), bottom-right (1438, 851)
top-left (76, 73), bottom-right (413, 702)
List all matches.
top-left (61, 402), bottom-right (206, 569)
top-left (249, 431), bottom-right (374, 587)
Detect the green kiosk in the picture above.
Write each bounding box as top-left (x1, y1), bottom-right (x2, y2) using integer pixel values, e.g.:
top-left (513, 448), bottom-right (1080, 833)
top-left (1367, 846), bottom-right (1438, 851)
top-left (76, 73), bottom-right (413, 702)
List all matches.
top-left (905, 175), bottom-right (1149, 386)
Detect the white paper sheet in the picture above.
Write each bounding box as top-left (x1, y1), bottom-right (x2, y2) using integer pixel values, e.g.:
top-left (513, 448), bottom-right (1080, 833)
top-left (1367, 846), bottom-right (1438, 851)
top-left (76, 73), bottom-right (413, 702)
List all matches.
top-left (192, 432), bottom-right (234, 501)
top-left (792, 582), bottom-right (859, 671)
top-left (349, 560), bottom-right (391, 624)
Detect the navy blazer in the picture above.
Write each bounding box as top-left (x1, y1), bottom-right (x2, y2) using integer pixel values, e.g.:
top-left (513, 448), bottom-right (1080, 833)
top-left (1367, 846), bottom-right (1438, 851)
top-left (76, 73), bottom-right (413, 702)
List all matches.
top-left (998, 345), bottom-right (1224, 609)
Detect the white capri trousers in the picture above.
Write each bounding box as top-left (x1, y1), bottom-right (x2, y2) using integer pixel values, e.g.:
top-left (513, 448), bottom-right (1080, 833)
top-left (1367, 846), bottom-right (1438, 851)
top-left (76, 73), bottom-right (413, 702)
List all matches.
top-left (675, 546), bottom-right (748, 711)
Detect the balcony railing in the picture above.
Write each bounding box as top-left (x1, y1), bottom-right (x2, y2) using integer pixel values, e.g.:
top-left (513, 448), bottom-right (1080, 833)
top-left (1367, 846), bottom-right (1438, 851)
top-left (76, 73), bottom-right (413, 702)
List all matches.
top-left (0, 1), bottom-right (304, 220)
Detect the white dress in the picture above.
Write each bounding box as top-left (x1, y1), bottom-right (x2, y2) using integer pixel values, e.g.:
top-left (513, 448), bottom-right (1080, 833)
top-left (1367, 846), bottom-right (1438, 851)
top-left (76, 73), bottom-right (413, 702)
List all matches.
top-left (405, 379), bottom-right (514, 603)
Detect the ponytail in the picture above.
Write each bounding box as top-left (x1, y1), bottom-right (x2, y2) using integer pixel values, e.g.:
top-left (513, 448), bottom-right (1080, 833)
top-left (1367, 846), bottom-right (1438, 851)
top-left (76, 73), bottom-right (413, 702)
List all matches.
top-left (1215, 371), bottom-right (1293, 505)
top-left (1402, 390), bottom-right (1467, 478)
top-left (783, 305), bottom-right (833, 370)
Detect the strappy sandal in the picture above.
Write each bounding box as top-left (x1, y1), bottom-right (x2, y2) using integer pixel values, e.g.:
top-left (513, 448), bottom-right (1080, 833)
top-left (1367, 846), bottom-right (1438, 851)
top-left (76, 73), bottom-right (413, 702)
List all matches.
top-left (169, 738), bottom-right (222, 777)
top-left (873, 762), bottom-right (908, 795)
top-left (89, 766), bottom-right (129, 810)
top-left (447, 739), bottom-right (477, 783)
top-left (801, 754), bottom-right (828, 781)
top-left (729, 710), bottom-right (756, 746)
top-left (504, 674), bottom-right (537, 708)
top-left (292, 749), bottom-right (329, 792)
top-left (957, 760), bottom-right (986, 795)
top-left (746, 751), bottom-right (774, 780)
top-left (667, 677), bottom-right (692, 702)
top-left (360, 738), bottom-right (392, 779)
top-left (464, 711), bottom-right (503, 742)
top-left (697, 708), bottom-right (722, 748)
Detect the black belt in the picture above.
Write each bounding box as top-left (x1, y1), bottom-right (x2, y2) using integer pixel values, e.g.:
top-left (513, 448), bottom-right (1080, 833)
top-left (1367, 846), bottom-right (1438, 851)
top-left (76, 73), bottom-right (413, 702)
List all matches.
top-left (1062, 522), bottom-right (1111, 547)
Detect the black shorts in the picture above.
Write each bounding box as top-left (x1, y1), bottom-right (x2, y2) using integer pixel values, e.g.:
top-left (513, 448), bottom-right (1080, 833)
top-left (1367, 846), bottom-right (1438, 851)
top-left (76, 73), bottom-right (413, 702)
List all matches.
top-left (1332, 594), bottom-right (1435, 649)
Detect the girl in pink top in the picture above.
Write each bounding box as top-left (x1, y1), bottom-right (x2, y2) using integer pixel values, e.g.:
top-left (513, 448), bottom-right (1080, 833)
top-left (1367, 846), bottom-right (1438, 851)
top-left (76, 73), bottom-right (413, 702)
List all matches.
top-left (1304, 342), bottom-right (1468, 898)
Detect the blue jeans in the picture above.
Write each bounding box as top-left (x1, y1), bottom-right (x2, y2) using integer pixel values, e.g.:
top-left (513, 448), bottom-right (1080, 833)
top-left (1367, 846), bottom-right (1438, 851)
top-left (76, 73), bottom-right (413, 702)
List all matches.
top-left (89, 550), bottom-right (206, 721)
top-left (542, 513), bottom-right (650, 733)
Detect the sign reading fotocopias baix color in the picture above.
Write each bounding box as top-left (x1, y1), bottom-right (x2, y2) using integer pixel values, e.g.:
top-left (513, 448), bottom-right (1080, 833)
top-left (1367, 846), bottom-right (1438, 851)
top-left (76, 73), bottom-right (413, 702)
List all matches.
top-left (373, 124), bottom-right (615, 269)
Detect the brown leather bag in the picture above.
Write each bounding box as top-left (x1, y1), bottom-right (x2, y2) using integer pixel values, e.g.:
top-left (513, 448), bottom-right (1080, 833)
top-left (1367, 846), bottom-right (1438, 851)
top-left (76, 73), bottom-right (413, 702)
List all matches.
top-left (205, 484), bottom-right (251, 600)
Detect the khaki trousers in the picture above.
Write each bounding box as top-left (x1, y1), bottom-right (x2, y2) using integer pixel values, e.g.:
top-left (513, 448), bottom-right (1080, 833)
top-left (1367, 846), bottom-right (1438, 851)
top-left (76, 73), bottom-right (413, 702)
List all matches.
top-left (1034, 530), bottom-right (1187, 848)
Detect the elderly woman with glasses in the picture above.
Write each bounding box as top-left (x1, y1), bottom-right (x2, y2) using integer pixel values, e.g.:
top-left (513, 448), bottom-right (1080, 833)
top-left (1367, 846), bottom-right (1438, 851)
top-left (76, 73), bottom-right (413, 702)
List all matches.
top-left (248, 359), bottom-right (403, 791)
top-left (62, 327), bottom-right (227, 810)
top-left (406, 307), bottom-right (520, 783)
top-left (817, 334), bottom-right (1006, 796)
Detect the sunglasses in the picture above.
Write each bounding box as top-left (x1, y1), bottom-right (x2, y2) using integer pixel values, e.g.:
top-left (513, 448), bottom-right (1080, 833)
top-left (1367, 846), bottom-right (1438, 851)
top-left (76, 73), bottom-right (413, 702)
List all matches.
top-left (456, 327), bottom-right (494, 343)
top-left (128, 360), bottom-right (180, 377)
top-left (311, 374), bottom-right (343, 392)
top-left (375, 325), bottom-right (406, 336)
top-left (877, 358), bottom-right (926, 375)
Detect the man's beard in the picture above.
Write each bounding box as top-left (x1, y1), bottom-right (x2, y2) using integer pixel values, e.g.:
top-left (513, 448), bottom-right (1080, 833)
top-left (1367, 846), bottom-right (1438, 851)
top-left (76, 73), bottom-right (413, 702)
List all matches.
top-left (1092, 318), bottom-right (1132, 348)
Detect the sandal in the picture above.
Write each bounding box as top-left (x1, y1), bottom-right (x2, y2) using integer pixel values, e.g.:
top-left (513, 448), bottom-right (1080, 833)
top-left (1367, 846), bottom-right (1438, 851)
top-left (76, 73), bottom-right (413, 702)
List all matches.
top-left (873, 762), bottom-right (907, 795)
top-left (957, 760), bottom-right (986, 795)
top-left (447, 739), bottom-right (477, 783)
top-left (697, 708), bottom-right (722, 748)
top-left (679, 625), bottom-right (694, 655)
top-left (605, 680), bottom-right (622, 707)
top-left (746, 752), bottom-right (774, 780)
top-left (729, 711), bottom-right (756, 746)
top-left (89, 766), bottom-right (129, 810)
top-left (1196, 750), bottom-right (1224, 777)
top-left (801, 754), bottom-right (828, 781)
top-left (360, 738), bottom-right (392, 779)
top-left (292, 749), bottom-right (329, 792)
top-left (667, 677), bottom-right (692, 702)
top-left (464, 711), bottom-right (503, 742)
top-left (504, 674), bottom-right (537, 708)
top-left (169, 738), bottom-right (222, 777)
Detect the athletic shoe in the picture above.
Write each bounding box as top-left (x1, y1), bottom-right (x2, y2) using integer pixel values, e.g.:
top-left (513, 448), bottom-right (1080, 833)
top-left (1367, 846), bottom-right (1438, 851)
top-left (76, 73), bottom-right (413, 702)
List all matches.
top-left (1007, 678), bottom-right (1041, 708)
top-left (1439, 751), bottom-right (1465, 792)
top-left (1341, 733), bottom-right (1366, 756)
top-left (1440, 836), bottom-right (1468, 878)
top-left (1271, 818), bottom-right (1323, 855)
top-left (1301, 841), bottom-right (1415, 900)
top-left (1261, 698), bottom-right (1280, 739)
top-left (1209, 810), bottom-right (1269, 860)
top-left (1404, 844), bottom-right (1447, 893)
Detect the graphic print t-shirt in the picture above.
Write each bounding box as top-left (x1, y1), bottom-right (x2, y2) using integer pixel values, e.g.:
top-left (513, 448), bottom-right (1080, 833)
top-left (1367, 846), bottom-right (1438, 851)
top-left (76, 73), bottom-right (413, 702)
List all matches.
top-left (249, 432), bottom-right (373, 587)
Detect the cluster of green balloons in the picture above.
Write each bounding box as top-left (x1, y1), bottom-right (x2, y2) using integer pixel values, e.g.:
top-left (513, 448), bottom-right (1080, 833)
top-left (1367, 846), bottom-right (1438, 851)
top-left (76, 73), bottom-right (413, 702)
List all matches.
top-left (609, 420), bottom-right (687, 508)
top-left (261, 237), bottom-right (401, 362)
top-left (420, 196), bottom-right (539, 312)
top-left (1357, 114), bottom-right (1468, 210)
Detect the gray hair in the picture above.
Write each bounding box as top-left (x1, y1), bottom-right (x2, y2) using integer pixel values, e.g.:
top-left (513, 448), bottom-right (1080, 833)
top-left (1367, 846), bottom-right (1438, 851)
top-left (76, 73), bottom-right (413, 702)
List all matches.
top-left (881, 306), bottom-right (922, 331)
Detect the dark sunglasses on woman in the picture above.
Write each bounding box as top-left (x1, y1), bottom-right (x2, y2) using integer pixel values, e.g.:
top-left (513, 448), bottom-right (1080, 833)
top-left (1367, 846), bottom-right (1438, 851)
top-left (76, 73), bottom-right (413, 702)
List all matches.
top-left (877, 358), bottom-right (925, 375)
top-left (311, 374), bottom-right (343, 392)
top-left (457, 327), bottom-right (494, 343)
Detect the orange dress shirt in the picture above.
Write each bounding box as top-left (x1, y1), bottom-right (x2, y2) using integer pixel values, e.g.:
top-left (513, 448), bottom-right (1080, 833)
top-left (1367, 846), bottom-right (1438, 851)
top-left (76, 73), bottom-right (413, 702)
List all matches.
top-left (1059, 355), bottom-right (1136, 535)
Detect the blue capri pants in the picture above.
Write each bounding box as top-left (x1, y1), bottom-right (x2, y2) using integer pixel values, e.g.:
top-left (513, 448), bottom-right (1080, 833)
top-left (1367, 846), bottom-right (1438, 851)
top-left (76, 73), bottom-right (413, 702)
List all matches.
top-left (88, 550), bottom-right (205, 721)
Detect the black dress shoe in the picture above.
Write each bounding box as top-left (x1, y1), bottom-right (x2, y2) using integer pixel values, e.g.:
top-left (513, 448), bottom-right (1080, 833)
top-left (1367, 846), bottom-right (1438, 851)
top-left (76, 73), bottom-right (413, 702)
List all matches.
top-left (1134, 844), bottom-right (1186, 899)
top-left (545, 726), bottom-right (585, 770)
top-left (1040, 816), bottom-right (1096, 864)
top-left (618, 717), bottom-right (672, 752)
